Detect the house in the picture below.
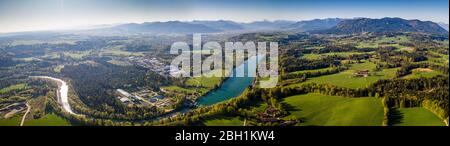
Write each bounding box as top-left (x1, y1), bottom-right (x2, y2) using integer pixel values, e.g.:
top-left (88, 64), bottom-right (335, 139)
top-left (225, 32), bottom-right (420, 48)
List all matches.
top-left (353, 70), bottom-right (370, 77)
top-left (119, 97), bottom-right (131, 104)
top-left (117, 89), bottom-right (132, 97)
top-left (257, 107), bottom-right (284, 122)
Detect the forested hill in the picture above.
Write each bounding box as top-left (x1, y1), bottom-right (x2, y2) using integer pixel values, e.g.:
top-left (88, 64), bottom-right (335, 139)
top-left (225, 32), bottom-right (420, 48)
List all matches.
top-left (318, 17), bottom-right (449, 35)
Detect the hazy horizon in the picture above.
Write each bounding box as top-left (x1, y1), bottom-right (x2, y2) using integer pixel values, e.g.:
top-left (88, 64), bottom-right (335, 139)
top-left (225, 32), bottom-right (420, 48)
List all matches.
top-left (0, 0), bottom-right (448, 33)
top-left (1, 17), bottom-right (448, 34)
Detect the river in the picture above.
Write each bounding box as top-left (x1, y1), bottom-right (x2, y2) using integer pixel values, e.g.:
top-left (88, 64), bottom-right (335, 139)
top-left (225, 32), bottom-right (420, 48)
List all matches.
top-left (197, 55), bottom-right (264, 106)
top-left (28, 55), bottom-right (264, 120)
top-left (31, 76), bottom-right (78, 115)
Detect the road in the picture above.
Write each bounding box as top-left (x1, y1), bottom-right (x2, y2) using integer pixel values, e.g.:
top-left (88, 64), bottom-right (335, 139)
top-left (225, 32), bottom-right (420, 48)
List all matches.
top-left (20, 103), bottom-right (30, 126)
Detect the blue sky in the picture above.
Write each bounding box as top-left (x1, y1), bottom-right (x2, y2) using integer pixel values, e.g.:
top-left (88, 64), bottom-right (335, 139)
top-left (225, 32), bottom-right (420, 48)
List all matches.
top-left (0, 0), bottom-right (448, 33)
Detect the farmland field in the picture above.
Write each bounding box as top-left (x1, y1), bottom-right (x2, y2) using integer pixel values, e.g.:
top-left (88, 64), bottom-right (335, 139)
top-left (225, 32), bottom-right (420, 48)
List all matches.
top-left (203, 117), bottom-right (244, 126)
top-left (282, 93), bottom-right (384, 126)
top-left (394, 108), bottom-right (445, 126)
top-left (301, 52), bottom-right (367, 60)
top-left (0, 116), bottom-right (21, 126)
top-left (23, 113), bottom-right (71, 126)
top-left (289, 61), bottom-right (398, 89)
top-left (0, 114), bottom-right (71, 126)
top-left (161, 86), bottom-right (197, 94)
top-left (185, 76), bottom-right (222, 89)
top-left (0, 84), bottom-right (28, 94)
top-left (356, 35), bottom-right (411, 49)
top-left (403, 68), bottom-right (444, 79)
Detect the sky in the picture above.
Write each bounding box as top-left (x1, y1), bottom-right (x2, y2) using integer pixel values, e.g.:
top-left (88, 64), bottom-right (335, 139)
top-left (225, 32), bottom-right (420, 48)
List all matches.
top-left (0, 0), bottom-right (448, 33)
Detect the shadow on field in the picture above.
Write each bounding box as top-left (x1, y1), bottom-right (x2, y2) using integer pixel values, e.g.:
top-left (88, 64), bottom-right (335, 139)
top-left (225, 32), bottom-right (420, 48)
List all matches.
top-left (388, 108), bottom-right (404, 125)
top-left (281, 102), bottom-right (300, 112)
top-left (281, 102), bottom-right (307, 124)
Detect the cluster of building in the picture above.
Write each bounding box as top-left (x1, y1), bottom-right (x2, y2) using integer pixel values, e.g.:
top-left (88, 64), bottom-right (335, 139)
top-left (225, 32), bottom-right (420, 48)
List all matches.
top-left (127, 57), bottom-right (175, 76)
top-left (256, 107), bottom-right (298, 126)
top-left (256, 107), bottom-right (283, 123)
top-left (116, 89), bottom-right (142, 105)
top-left (116, 89), bottom-right (174, 108)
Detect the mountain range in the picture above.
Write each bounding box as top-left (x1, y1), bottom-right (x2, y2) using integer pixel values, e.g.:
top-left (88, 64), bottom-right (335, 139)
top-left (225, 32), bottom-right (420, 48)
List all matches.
top-left (106, 19), bottom-right (343, 33)
top-left (111, 21), bottom-right (222, 33)
top-left (104, 17), bottom-right (447, 35)
top-left (2, 17), bottom-right (447, 36)
top-left (320, 18), bottom-right (448, 35)
top-left (438, 22), bottom-right (449, 31)
top-left (284, 18), bottom-right (345, 31)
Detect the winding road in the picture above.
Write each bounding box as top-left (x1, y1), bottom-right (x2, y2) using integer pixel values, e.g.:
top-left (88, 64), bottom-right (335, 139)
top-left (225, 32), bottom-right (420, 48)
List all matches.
top-left (20, 103), bottom-right (30, 126)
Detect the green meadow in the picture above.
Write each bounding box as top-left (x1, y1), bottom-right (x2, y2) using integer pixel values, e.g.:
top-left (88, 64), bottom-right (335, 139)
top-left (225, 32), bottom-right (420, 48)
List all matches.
top-left (356, 35), bottom-right (411, 49)
top-left (301, 52), bottom-right (366, 60)
top-left (23, 113), bottom-right (71, 126)
top-left (0, 116), bottom-right (21, 126)
top-left (403, 68), bottom-right (444, 79)
top-left (288, 67), bottom-right (335, 75)
top-left (0, 114), bottom-right (71, 126)
top-left (289, 61), bottom-right (398, 89)
top-left (0, 83), bottom-right (28, 94)
top-left (185, 76), bottom-right (222, 89)
top-left (203, 117), bottom-right (244, 126)
top-left (426, 51), bottom-right (449, 66)
top-left (394, 107), bottom-right (445, 126)
top-left (161, 86), bottom-right (198, 94)
top-left (282, 93), bottom-right (384, 126)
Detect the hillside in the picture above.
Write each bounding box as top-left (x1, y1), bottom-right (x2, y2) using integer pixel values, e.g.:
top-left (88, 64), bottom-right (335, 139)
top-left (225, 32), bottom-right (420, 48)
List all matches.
top-left (439, 22), bottom-right (449, 31)
top-left (320, 17), bottom-right (448, 35)
top-left (112, 21), bottom-right (222, 34)
top-left (190, 20), bottom-right (245, 31)
top-left (285, 18), bottom-right (344, 32)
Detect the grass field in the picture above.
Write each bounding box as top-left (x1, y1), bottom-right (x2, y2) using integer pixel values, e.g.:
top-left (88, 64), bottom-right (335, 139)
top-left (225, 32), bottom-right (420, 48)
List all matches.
top-left (0, 83), bottom-right (28, 94)
top-left (204, 117), bottom-right (244, 126)
top-left (185, 76), bottom-right (222, 89)
top-left (161, 86), bottom-right (197, 94)
top-left (161, 70), bottom-right (225, 97)
top-left (185, 69), bottom-right (228, 89)
top-left (356, 35), bottom-right (410, 49)
top-left (357, 42), bottom-right (408, 49)
top-left (427, 51), bottom-right (449, 66)
top-left (288, 67), bottom-right (334, 75)
top-left (301, 52), bottom-right (366, 60)
top-left (403, 68), bottom-right (443, 79)
top-left (289, 61), bottom-right (398, 89)
top-left (394, 107), bottom-right (445, 126)
top-left (0, 113), bottom-right (71, 126)
top-left (0, 116), bottom-right (21, 126)
top-left (23, 113), bottom-right (71, 126)
top-left (282, 93), bottom-right (384, 126)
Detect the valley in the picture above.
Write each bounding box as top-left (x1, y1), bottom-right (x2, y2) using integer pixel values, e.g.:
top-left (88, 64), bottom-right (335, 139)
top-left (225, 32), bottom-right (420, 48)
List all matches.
top-left (0, 17), bottom-right (448, 126)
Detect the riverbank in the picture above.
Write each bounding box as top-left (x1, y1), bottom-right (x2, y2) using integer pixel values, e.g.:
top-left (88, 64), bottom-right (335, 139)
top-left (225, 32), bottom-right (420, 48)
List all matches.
top-left (29, 76), bottom-right (79, 116)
